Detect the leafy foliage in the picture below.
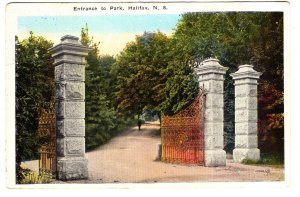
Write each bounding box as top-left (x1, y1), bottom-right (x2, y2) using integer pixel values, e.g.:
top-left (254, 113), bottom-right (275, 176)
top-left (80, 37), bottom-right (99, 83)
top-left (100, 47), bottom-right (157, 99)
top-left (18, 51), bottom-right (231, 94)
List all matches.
top-left (112, 13), bottom-right (283, 156)
top-left (112, 32), bottom-right (170, 116)
top-left (15, 32), bottom-right (54, 183)
top-left (81, 26), bottom-right (137, 150)
top-left (112, 32), bottom-right (199, 117)
top-left (172, 12), bottom-right (283, 154)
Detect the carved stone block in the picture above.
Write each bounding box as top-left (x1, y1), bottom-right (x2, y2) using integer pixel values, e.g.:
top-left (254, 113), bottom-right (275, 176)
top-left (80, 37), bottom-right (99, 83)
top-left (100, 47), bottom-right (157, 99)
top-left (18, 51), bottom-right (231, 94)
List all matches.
top-left (199, 79), bottom-right (224, 94)
top-left (235, 84), bottom-right (257, 97)
top-left (56, 81), bottom-right (85, 100)
top-left (205, 93), bottom-right (223, 108)
top-left (211, 80), bottom-right (224, 93)
top-left (55, 64), bottom-right (85, 82)
top-left (204, 149), bottom-right (226, 167)
top-left (56, 101), bottom-right (85, 119)
top-left (57, 119), bottom-right (85, 137)
top-left (235, 96), bottom-right (257, 110)
top-left (205, 108), bottom-right (223, 122)
top-left (235, 134), bottom-right (258, 148)
top-left (235, 109), bottom-right (257, 123)
top-left (57, 137), bottom-right (85, 156)
top-left (66, 138), bottom-right (85, 155)
top-left (204, 122), bottom-right (223, 136)
top-left (204, 135), bottom-right (224, 149)
top-left (235, 122), bottom-right (257, 135)
top-left (233, 148), bottom-right (260, 162)
top-left (57, 157), bottom-right (88, 180)
top-left (198, 80), bottom-right (210, 92)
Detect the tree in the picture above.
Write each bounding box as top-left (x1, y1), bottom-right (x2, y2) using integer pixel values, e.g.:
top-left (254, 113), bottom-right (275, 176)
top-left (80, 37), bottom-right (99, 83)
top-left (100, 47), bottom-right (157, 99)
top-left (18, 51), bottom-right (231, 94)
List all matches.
top-left (112, 32), bottom-right (170, 116)
top-left (81, 25), bottom-right (136, 150)
top-left (112, 31), bottom-right (199, 118)
top-left (172, 12), bottom-right (284, 155)
top-left (15, 32), bottom-right (54, 182)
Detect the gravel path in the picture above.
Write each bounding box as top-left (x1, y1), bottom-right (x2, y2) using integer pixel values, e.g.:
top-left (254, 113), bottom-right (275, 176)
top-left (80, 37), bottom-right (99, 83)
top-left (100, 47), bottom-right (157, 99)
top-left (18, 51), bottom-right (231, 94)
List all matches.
top-left (60, 121), bottom-right (284, 183)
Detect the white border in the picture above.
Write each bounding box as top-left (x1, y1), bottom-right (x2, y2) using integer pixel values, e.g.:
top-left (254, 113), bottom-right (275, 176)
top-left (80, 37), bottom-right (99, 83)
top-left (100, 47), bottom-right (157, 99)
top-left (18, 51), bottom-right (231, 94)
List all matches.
top-left (2, 0), bottom-right (298, 195)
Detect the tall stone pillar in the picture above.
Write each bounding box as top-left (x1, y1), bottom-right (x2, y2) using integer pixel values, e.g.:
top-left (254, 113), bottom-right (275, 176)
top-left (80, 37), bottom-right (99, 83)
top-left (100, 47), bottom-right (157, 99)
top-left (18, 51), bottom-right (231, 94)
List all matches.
top-left (230, 65), bottom-right (262, 163)
top-left (195, 58), bottom-right (228, 167)
top-left (50, 35), bottom-right (89, 180)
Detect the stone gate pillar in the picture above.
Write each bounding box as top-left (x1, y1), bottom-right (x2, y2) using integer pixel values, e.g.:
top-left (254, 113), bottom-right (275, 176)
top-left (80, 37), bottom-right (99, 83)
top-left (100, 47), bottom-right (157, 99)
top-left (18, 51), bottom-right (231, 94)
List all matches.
top-left (50, 35), bottom-right (89, 180)
top-left (230, 65), bottom-right (262, 163)
top-left (195, 58), bottom-right (228, 167)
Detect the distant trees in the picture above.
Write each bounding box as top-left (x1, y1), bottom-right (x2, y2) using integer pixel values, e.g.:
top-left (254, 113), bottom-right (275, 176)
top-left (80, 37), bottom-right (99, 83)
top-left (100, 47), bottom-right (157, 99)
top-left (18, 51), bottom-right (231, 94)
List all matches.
top-left (112, 32), bottom-right (199, 118)
top-left (112, 32), bottom-right (169, 117)
top-left (15, 32), bottom-right (54, 182)
top-left (81, 26), bottom-right (137, 150)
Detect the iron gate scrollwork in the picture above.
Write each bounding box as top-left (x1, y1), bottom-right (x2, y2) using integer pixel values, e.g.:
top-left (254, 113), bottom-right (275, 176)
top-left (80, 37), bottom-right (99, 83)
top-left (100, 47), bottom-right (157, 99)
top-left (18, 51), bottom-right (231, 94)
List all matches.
top-left (38, 108), bottom-right (56, 176)
top-left (161, 89), bottom-right (205, 164)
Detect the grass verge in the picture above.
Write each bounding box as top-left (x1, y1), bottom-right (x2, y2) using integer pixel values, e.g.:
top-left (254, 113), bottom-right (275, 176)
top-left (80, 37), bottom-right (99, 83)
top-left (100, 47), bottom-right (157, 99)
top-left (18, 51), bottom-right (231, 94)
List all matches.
top-left (241, 153), bottom-right (284, 168)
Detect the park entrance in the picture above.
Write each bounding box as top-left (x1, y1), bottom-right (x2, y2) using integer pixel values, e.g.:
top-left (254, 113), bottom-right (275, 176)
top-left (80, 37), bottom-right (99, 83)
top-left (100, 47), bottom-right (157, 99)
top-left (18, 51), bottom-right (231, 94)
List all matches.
top-left (47, 35), bottom-right (262, 180)
top-left (161, 90), bottom-right (205, 165)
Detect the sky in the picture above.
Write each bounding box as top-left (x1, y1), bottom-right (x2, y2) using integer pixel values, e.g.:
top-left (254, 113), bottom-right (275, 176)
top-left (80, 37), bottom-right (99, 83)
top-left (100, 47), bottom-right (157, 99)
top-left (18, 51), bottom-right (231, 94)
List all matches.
top-left (18, 15), bottom-right (181, 56)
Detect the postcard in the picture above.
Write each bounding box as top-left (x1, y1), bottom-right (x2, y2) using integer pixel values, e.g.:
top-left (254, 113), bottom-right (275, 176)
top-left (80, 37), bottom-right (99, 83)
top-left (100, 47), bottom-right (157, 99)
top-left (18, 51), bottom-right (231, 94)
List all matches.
top-left (5, 0), bottom-right (289, 189)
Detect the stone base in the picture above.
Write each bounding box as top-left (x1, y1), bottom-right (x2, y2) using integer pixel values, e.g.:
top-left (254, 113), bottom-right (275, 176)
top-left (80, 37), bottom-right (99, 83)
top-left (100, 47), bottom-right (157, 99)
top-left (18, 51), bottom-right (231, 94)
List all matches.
top-left (57, 157), bottom-right (88, 181)
top-left (233, 148), bottom-right (260, 163)
top-left (204, 149), bottom-right (226, 167)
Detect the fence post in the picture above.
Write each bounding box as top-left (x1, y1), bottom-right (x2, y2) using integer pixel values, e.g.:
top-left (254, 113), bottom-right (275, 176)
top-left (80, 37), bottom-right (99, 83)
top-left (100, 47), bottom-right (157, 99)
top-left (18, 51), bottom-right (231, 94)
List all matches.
top-left (230, 65), bottom-right (262, 163)
top-left (50, 35), bottom-right (88, 180)
top-left (195, 58), bottom-right (228, 167)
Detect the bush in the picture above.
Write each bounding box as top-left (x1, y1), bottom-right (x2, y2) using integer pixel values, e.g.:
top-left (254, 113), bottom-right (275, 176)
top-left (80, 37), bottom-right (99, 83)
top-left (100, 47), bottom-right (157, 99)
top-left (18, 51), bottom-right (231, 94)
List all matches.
top-left (19, 169), bottom-right (53, 184)
top-left (86, 117), bottom-right (137, 151)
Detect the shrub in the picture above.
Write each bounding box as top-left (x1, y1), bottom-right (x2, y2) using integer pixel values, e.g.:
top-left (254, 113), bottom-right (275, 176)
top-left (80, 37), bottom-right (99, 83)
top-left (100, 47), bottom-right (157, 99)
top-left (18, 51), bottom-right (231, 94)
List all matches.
top-left (19, 169), bottom-right (53, 184)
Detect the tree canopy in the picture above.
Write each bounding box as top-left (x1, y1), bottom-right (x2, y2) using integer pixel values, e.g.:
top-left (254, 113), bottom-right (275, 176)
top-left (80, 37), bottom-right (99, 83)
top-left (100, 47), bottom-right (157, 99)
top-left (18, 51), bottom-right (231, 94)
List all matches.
top-left (15, 32), bottom-right (54, 182)
top-left (171, 12), bottom-right (283, 154)
top-left (112, 31), bottom-right (199, 117)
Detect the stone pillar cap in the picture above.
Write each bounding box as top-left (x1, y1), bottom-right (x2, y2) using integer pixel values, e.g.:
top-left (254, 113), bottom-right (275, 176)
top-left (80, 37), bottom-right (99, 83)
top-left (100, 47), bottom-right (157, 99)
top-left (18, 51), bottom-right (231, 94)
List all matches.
top-left (50, 35), bottom-right (87, 53)
top-left (235, 64), bottom-right (255, 73)
top-left (200, 58), bottom-right (221, 67)
top-left (230, 64), bottom-right (262, 80)
top-left (195, 58), bottom-right (228, 75)
top-left (201, 57), bottom-right (219, 65)
top-left (60, 35), bottom-right (80, 43)
top-left (50, 35), bottom-right (89, 66)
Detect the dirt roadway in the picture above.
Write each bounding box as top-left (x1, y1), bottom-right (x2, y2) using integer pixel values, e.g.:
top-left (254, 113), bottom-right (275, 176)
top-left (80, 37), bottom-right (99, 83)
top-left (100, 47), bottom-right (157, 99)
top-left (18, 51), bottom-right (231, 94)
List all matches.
top-left (66, 121), bottom-right (284, 183)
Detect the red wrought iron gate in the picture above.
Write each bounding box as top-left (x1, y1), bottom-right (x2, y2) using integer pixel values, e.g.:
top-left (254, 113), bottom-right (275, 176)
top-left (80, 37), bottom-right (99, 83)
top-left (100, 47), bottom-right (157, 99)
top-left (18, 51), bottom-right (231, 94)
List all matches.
top-left (161, 90), bottom-right (205, 165)
top-left (38, 108), bottom-right (56, 176)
